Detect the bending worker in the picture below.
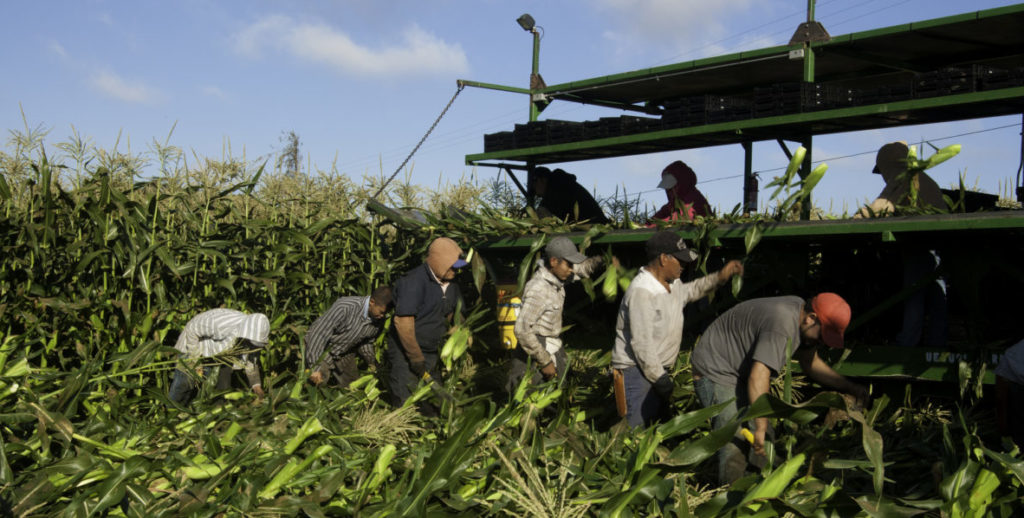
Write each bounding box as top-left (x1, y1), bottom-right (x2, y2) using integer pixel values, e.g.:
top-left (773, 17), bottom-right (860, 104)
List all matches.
top-left (690, 293), bottom-right (869, 485)
top-left (304, 285), bottom-right (393, 388)
top-left (169, 308), bottom-right (270, 404)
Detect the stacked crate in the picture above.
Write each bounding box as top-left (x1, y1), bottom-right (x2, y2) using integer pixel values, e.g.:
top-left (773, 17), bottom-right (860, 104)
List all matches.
top-left (753, 83), bottom-right (802, 117)
top-left (913, 67), bottom-right (975, 98)
top-left (661, 96), bottom-right (707, 128)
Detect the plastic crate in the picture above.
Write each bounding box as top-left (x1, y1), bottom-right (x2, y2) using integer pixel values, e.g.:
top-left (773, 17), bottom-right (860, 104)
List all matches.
top-left (545, 120), bottom-right (584, 144)
top-left (661, 96), bottom-right (706, 128)
top-left (483, 131), bottom-right (515, 152)
top-left (913, 67), bottom-right (975, 98)
top-left (706, 95), bottom-right (751, 123)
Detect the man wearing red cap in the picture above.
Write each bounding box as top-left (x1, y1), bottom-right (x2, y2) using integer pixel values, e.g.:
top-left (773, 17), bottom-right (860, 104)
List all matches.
top-left (386, 237), bottom-right (468, 409)
top-left (691, 293), bottom-right (868, 485)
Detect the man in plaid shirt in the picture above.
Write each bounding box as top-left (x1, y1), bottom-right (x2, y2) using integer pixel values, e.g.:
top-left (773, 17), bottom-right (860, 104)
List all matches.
top-left (506, 236), bottom-right (613, 393)
top-left (304, 285), bottom-right (393, 388)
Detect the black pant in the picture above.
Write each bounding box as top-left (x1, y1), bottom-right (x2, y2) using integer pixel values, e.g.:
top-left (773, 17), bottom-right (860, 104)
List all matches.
top-left (386, 339), bottom-right (441, 407)
top-left (504, 346), bottom-right (568, 398)
top-left (323, 352), bottom-right (362, 389)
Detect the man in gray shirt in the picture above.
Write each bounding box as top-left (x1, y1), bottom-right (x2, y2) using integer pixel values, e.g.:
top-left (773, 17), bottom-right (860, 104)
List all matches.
top-left (691, 293), bottom-right (869, 485)
top-left (612, 230), bottom-right (743, 427)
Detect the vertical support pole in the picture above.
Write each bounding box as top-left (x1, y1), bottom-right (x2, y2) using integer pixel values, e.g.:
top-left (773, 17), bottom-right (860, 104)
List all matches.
top-left (800, 135), bottom-right (813, 220)
top-left (742, 141), bottom-right (757, 214)
top-left (525, 164), bottom-right (537, 208)
top-left (529, 30), bottom-right (541, 122)
top-left (1017, 113), bottom-right (1023, 202)
top-left (803, 0), bottom-right (816, 84)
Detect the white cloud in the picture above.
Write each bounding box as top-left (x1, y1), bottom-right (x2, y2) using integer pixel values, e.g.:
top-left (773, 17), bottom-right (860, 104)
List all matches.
top-left (202, 85), bottom-right (227, 99)
top-left (231, 15), bottom-right (468, 77)
top-left (90, 71), bottom-right (162, 103)
top-left (594, 0), bottom-right (775, 61)
top-left (49, 41), bottom-right (67, 59)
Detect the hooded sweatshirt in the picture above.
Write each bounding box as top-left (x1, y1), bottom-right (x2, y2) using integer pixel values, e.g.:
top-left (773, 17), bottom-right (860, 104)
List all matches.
top-left (538, 169), bottom-right (609, 224)
top-left (652, 161), bottom-right (711, 221)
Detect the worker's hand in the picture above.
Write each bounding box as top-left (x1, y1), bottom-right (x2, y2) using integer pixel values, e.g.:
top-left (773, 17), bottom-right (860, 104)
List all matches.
top-left (848, 383), bottom-right (870, 410)
top-left (654, 374), bottom-right (675, 403)
top-left (540, 361), bottom-right (557, 380)
top-left (309, 370), bottom-right (324, 385)
top-left (752, 426), bottom-right (767, 457)
top-left (410, 360), bottom-right (427, 379)
top-left (717, 260), bottom-right (744, 284)
top-left (252, 384), bottom-right (265, 399)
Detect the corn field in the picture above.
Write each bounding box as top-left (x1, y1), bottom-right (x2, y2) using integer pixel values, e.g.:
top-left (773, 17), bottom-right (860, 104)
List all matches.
top-left (1, 135), bottom-right (1022, 517)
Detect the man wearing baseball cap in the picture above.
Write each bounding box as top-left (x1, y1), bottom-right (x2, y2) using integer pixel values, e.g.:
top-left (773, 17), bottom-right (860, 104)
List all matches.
top-left (612, 230), bottom-right (744, 427)
top-left (507, 236), bottom-right (613, 393)
top-left (691, 292), bottom-right (869, 485)
top-left (387, 237), bottom-right (468, 409)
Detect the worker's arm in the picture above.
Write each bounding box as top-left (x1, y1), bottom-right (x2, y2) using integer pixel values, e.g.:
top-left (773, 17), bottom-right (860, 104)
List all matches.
top-left (747, 361), bottom-right (773, 456)
top-left (796, 349), bottom-right (868, 406)
top-left (571, 256), bottom-right (604, 280)
top-left (241, 351), bottom-right (265, 397)
top-left (394, 315), bottom-right (425, 375)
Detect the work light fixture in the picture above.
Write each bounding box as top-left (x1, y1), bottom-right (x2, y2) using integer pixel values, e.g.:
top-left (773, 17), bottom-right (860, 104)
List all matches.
top-left (516, 13), bottom-right (535, 32)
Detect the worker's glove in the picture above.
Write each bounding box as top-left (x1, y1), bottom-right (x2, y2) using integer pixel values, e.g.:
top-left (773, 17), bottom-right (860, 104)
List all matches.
top-left (410, 360), bottom-right (427, 379)
top-left (654, 374), bottom-right (675, 402)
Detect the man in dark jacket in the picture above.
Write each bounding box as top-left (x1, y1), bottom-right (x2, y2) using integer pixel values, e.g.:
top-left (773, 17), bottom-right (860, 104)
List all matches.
top-left (387, 237), bottom-right (467, 408)
top-left (530, 167), bottom-right (609, 224)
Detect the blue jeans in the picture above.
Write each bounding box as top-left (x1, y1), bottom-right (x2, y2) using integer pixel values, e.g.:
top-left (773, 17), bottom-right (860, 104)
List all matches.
top-left (694, 376), bottom-right (751, 485)
top-left (622, 366), bottom-right (667, 428)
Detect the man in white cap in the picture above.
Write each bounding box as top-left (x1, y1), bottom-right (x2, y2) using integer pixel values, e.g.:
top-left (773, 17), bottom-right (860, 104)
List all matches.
top-left (169, 308), bottom-right (270, 404)
top-left (612, 230), bottom-right (743, 428)
top-left (507, 236), bottom-right (612, 393)
top-left (387, 237), bottom-right (468, 408)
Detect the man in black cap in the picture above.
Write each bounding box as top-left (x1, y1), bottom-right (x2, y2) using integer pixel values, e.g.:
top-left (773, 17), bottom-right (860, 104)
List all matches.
top-left (506, 236), bottom-right (612, 394)
top-left (611, 230), bottom-right (743, 427)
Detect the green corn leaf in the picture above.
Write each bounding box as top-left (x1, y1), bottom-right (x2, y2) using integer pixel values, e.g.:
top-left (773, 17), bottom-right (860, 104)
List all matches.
top-left (656, 421), bottom-right (740, 468)
top-left (657, 400), bottom-right (733, 440)
top-left (744, 223), bottom-right (763, 255)
top-left (740, 453), bottom-right (806, 506)
top-left (981, 447), bottom-right (1024, 485)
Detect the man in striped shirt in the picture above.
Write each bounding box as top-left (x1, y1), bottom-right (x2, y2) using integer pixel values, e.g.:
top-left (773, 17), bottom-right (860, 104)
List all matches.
top-left (168, 308), bottom-right (270, 404)
top-left (304, 285), bottom-right (393, 388)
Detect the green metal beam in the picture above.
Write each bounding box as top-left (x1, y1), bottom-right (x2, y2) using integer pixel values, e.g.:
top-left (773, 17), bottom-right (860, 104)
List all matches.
top-left (457, 79), bottom-right (532, 95)
top-left (479, 212), bottom-right (1024, 248)
top-left (812, 346), bottom-right (1000, 384)
top-left (465, 87), bottom-right (1024, 165)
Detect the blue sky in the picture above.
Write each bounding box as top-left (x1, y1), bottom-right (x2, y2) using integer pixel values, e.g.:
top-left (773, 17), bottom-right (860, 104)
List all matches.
top-left (3, 0), bottom-right (1021, 215)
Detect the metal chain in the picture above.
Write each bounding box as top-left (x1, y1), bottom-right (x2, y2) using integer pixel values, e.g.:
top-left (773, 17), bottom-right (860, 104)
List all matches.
top-left (371, 83), bottom-right (465, 200)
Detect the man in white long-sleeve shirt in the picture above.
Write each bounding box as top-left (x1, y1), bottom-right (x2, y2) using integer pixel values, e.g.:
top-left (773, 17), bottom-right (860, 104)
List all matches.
top-left (612, 231), bottom-right (743, 427)
top-left (169, 308), bottom-right (270, 405)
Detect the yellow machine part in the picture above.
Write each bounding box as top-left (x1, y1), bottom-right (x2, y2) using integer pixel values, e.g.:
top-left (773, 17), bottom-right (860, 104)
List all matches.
top-left (496, 285), bottom-right (522, 350)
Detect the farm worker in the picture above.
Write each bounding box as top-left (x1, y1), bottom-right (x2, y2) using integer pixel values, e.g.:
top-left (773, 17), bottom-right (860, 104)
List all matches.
top-left (506, 236), bottom-right (614, 393)
top-left (168, 309), bottom-right (270, 405)
top-left (856, 141), bottom-right (947, 348)
top-left (529, 167), bottom-right (610, 224)
top-left (995, 338), bottom-right (1024, 448)
top-left (854, 141), bottom-right (945, 218)
top-left (304, 285), bottom-right (393, 388)
top-left (690, 293), bottom-right (870, 485)
top-left (611, 230), bottom-right (743, 428)
top-left (651, 161), bottom-right (712, 222)
top-left (386, 237), bottom-right (467, 409)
